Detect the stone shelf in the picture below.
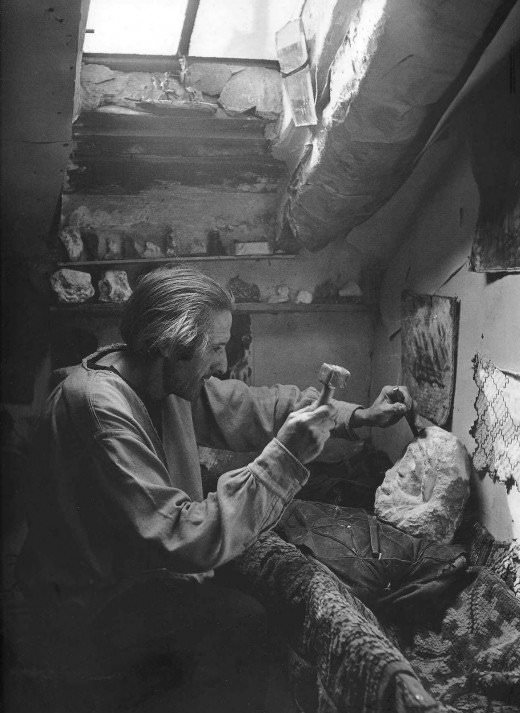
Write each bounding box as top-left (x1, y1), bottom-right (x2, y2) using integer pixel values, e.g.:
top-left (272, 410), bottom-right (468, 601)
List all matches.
top-left (57, 255), bottom-right (296, 268)
top-left (50, 300), bottom-right (368, 316)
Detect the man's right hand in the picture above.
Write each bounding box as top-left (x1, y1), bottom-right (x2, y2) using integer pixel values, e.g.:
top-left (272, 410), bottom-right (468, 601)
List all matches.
top-left (276, 404), bottom-right (336, 464)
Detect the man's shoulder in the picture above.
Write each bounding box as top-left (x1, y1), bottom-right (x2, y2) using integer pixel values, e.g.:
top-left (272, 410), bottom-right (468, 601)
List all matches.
top-left (58, 364), bottom-right (136, 417)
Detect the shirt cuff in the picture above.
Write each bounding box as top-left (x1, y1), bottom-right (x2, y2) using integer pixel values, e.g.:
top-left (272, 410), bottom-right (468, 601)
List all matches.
top-left (331, 400), bottom-right (364, 440)
top-left (248, 438), bottom-right (309, 502)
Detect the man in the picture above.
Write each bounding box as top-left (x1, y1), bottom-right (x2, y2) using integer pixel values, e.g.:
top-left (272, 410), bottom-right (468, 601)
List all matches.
top-left (17, 266), bottom-right (412, 712)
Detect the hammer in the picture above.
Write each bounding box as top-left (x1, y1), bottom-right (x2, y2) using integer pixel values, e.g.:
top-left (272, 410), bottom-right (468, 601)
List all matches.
top-left (316, 363), bottom-right (351, 406)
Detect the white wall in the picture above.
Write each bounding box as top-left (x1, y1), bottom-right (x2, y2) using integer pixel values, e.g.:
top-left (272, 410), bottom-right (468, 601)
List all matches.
top-left (370, 141), bottom-right (520, 542)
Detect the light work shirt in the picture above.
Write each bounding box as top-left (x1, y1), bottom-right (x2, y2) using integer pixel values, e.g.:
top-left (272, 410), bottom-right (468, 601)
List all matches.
top-left (18, 346), bottom-right (360, 608)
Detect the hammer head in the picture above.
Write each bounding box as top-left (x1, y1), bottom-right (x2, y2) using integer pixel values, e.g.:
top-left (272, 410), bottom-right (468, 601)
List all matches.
top-left (318, 363), bottom-right (351, 390)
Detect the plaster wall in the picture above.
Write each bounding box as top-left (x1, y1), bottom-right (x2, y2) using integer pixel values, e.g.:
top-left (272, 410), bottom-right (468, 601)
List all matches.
top-left (370, 140), bottom-right (520, 542)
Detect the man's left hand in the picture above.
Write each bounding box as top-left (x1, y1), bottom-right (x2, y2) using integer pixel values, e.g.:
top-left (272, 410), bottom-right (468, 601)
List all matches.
top-left (350, 385), bottom-right (413, 428)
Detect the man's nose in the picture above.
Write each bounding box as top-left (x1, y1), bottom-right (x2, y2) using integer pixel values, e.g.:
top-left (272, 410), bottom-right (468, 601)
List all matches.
top-left (213, 350), bottom-right (228, 376)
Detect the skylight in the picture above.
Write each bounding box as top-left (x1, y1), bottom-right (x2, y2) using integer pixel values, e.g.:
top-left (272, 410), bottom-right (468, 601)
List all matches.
top-left (190, 0), bottom-right (304, 60)
top-left (83, 0), bottom-right (304, 60)
top-left (83, 0), bottom-right (189, 55)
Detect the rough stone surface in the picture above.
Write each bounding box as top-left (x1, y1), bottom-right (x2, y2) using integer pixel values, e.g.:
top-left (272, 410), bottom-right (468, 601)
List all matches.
top-left (219, 68), bottom-right (282, 120)
top-left (187, 63), bottom-right (233, 97)
top-left (295, 289), bottom-right (313, 304)
top-left (339, 280), bottom-right (362, 298)
top-left (80, 64), bottom-right (164, 112)
top-left (51, 269), bottom-right (95, 304)
top-left (59, 227), bottom-right (84, 261)
top-left (98, 271), bottom-right (132, 303)
top-left (374, 426), bottom-right (471, 543)
top-left (268, 285), bottom-right (290, 303)
top-left (104, 234), bottom-right (124, 260)
top-left (227, 275), bottom-right (261, 303)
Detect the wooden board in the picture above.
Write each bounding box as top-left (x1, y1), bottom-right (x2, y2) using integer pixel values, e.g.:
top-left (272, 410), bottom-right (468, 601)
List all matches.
top-left (66, 155), bottom-right (285, 193)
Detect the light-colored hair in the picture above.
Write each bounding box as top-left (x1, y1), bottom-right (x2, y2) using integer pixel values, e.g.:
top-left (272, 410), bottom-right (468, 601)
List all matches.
top-left (120, 266), bottom-right (233, 360)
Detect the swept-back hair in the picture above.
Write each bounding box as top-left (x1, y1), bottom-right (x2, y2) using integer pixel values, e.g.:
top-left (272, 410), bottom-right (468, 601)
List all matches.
top-left (120, 266), bottom-right (233, 360)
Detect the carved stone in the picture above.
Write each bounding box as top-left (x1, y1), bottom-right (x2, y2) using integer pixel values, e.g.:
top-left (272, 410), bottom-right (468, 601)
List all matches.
top-left (51, 269), bottom-right (95, 304)
top-left (374, 426), bottom-right (471, 543)
top-left (59, 227), bottom-right (84, 261)
top-left (98, 271), bottom-right (132, 303)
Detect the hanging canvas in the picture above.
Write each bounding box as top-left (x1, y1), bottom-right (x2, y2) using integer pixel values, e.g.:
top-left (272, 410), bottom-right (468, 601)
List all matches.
top-left (401, 291), bottom-right (460, 427)
top-left (471, 355), bottom-right (520, 494)
top-left (468, 51), bottom-right (520, 272)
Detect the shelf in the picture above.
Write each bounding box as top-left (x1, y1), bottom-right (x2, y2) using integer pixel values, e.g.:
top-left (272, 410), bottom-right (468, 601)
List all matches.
top-left (56, 255), bottom-right (296, 268)
top-left (50, 300), bottom-right (368, 316)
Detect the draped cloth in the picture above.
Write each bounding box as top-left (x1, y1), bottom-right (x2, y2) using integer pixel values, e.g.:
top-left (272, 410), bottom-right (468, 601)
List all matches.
top-left (235, 531), bottom-right (520, 713)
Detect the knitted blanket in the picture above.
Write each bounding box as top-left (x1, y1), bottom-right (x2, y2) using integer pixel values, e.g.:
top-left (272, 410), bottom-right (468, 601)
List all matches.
top-left (235, 532), bottom-right (520, 713)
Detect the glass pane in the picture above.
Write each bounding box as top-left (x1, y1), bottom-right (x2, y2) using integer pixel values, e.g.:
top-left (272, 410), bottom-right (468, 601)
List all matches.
top-left (83, 0), bottom-right (189, 55)
top-left (190, 0), bottom-right (304, 60)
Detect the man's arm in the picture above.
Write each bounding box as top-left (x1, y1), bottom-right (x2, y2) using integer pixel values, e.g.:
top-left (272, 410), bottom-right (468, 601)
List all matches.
top-left (77, 377), bottom-right (333, 574)
top-left (193, 378), bottom-right (362, 451)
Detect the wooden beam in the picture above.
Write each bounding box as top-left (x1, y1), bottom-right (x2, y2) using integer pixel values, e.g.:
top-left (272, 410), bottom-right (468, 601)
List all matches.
top-left (178, 0), bottom-right (201, 56)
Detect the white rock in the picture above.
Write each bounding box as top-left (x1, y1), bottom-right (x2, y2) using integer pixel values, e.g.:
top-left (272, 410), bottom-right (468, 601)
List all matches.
top-left (374, 426), bottom-right (471, 543)
top-left (219, 68), bottom-right (283, 119)
top-left (295, 289), bottom-right (313, 304)
top-left (338, 280), bottom-right (362, 297)
top-left (51, 269), bottom-right (94, 304)
top-left (59, 227), bottom-right (84, 261)
top-left (98, 271), bottom-right (132, 303)
top-left (142, 241), bottom-right (164, 258)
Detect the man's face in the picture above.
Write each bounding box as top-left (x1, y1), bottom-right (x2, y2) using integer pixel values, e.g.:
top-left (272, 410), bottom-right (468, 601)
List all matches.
top-left (162, 309), bottom-right (232, 401)
top-left (377, 441), bottom-right (434, 507)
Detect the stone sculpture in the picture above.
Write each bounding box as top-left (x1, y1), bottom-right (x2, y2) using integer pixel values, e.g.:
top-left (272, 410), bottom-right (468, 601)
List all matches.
top-left (50, 269), bottom-right (95, 304)
top-left (374, 426), bottom-right (471, 543)
top-left (59, 227), bottom-right (85, 261)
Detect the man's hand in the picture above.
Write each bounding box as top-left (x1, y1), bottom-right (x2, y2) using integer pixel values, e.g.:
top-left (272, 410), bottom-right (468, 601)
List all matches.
top-left (277, 403), bottom-right (337, 464)
top-left (350, 385), bottom-right (413, 429)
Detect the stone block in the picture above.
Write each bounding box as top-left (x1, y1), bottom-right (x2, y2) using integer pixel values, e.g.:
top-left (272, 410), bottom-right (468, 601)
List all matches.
top-left (219, 68), bottom-right (282, 120)
top-left (374, 426), bottom-right (471, 543)
top-left (59, 227), bottom-right (84, 261)
top-left (187, 63), bottom-right (233, 97)
top-left (50, 269), bottom-right (95, 304)
top-left (98, 271), bottom-right (132, 303)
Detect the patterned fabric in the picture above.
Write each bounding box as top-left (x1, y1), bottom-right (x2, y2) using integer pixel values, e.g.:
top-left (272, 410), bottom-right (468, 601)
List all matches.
top-left (235, 533), bottom-right (452, 713)
top-left (465, 521), bottom-right (520, 598)
top-left (236, 532), bottom-right (520, 713)
top-left (389, 567), bottom-right (520, 712)
top-left (471, 355), bottom-right (520, 494)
